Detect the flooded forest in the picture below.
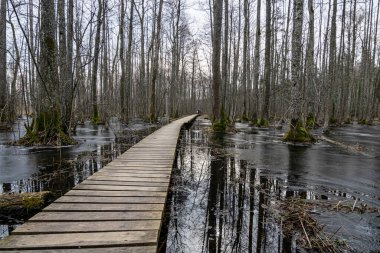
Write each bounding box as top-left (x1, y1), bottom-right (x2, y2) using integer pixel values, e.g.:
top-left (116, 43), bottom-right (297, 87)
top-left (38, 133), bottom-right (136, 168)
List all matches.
top-left (0, 0), bottom-right (379, 252)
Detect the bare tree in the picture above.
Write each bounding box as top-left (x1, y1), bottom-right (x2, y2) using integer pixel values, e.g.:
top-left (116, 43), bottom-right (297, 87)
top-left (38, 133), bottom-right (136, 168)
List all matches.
top-left (0, 0), bottom-right (6, 124)
top-left (241, 0), bottom-right (249, 119)
top-left (91, 0), bottom-right (103, 123)
top-left (120, 0), bottom-right (126, 122)
top-left (324, 0), bottom-right (337, 128)
top-left (284, 0), bottom-right (314, 142)
top-left (305, 0), bottom-right (314, 115)
top-left (252, 0), bottom-right (261, 121)
top-left (261, 0), bottom-right (271, 122)
top-left (18, 0), bottom-right (74, 145)
top-left (150, 0), bottom-right (164, 122)
top-left (126, 0), bottom-right (134, 119)
top-left (212, 0), bottom-right (223, 125)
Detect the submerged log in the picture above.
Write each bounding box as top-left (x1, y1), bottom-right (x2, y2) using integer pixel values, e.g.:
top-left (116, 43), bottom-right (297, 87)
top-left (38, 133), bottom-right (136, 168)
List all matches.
top-left (320, 135), bottom-right (374, 158)
top-left (0, 191), bottom-right (55, 221)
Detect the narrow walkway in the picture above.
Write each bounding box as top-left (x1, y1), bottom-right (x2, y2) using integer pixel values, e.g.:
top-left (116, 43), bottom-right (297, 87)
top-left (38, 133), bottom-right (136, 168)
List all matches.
top-left (0, 115), bottom-right (197, 252)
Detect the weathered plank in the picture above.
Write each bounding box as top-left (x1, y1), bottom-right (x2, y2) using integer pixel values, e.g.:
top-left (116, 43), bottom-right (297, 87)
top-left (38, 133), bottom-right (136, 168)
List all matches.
top-left (12, 220), bottom-right (161, 234)
top-left (83, 181), bottom-right (169, 187)
top-left (73, 184), bottom-right (168, 192)
top-left (0, 231), bottom-right (158, 249)
top-left (29, 211), bottom-right (162, 222)
top-left (43, 203), bottom-right (164, 211)
top-left (7, 246), bottom-right (156, 253)
top-left (99, 168), bottom-right (172, 174)
top-left (54, 196), bottom-right (166, 204)
top-left (92, 172), bottom-right (171, 179)
top-left (65, 190), bottom-right (166, 197)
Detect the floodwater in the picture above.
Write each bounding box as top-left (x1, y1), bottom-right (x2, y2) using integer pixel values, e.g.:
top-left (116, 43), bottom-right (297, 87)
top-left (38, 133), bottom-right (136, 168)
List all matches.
top-left (0, 117), bottom-right (157, 239)
top-left (164, 118), bottom-right (380, 253)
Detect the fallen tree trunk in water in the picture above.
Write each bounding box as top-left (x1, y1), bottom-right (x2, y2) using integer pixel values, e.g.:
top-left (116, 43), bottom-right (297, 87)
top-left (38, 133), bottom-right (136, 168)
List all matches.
top-left (320, 135), bottom-right (374, 158)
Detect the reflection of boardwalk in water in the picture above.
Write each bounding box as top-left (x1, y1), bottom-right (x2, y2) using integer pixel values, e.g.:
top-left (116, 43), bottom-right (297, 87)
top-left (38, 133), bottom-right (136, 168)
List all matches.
top-left (0, 115), bottom-right (197, 252)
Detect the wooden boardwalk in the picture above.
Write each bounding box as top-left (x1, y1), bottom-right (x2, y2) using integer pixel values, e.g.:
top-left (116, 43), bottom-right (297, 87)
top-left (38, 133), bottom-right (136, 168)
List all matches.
top-left (0, 115), bottom-right (197, 252)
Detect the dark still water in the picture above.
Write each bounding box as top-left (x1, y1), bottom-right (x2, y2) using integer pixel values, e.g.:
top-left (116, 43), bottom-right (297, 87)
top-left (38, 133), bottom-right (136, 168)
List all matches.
top-left (0, 117), bottom-right (157, 238)
top-left (164, 118), bottom-right (380, 253)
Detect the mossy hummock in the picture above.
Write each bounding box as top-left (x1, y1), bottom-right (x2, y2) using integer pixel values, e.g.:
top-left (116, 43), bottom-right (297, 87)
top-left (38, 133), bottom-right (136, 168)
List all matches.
top-left (212, 105), bottom-right (227, 132)
top-left (17, 109), bottom-right (76, 146)
top-left (284, 118), bottom-right (315, 143)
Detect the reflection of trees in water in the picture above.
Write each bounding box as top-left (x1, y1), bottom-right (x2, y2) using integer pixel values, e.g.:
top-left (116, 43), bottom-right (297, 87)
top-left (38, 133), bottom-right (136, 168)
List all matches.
top-left (0, 144), bottom-right (124, 195)
top-left (165, 126), bottom-right (291, 253)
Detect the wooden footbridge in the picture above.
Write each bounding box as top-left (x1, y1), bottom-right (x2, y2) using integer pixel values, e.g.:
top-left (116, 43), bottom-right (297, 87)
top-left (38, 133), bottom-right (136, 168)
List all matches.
top-left (0, 115), bottom-right (197, 252)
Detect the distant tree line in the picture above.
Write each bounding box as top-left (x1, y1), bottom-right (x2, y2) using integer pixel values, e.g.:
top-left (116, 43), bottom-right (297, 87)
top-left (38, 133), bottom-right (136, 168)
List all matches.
top-left (0, 0), bottom-right (379, 143)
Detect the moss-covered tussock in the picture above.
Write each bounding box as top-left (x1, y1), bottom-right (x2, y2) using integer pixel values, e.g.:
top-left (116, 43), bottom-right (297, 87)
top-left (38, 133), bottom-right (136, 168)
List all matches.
top-left (16, 110), bottom-right (76, 146)
top-left (0, 191), bottom-right (55, 219)
top-left (284, 118), bottom-right (315, 143)
top-left (212, 106), bottom-right (227, 132)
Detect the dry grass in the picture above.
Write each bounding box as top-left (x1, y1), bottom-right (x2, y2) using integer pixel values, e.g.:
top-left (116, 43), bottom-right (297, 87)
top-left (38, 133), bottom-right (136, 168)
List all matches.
top-left (279, 198), bottom-right (352, 253)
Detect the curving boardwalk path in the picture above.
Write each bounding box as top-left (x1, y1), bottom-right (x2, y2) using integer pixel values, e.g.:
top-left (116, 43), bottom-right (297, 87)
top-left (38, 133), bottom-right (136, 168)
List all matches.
top-left (0, 115), bottom-right (197, 252)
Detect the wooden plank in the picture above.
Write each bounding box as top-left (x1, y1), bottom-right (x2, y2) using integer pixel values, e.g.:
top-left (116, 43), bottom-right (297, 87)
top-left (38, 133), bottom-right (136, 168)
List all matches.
top-left (65, 190), bottom-right (166, 197)
top-left (0, 231), bottom-right (158, 249)
top-left (81, 181), bottom-right (168, 187)
top-left (93, 172), bottom-right (171, 179)
top-left (12, 220), bottom-right (161, 234)
top-left (73, 184), bottom-right (168, 192)
top-left (110, 160), bottom-right (174, 164)
top-left (106, 162), bottom-right (172, 168)
top-left (86, 172), bottom-right (171, 183)
top-left (9, 246), bottom-right (156, 253)
top-left (100, 163), bottom-right (173, 172)
top-left (99, 168), bottom-right (172, 174)
top-left (55, 196), bottom-right (166, 204)
top-left (43, 203), bottom-right (164, 211)
top-left (118, 155), bottom-right (174, 159)
top-left (30, 211), bottom-right (162, 222)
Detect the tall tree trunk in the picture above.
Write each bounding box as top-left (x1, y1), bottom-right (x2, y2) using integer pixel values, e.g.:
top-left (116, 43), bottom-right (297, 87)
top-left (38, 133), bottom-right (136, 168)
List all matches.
top-left (58, 0), bottom-right (69, 132)
top-left (91, 0), bottom-right (103, 123)
top-left (65, 0), bottom-right (74, 131)
top-left (242, 0), bottom-right (248, 119)
top-left (252, 0), bottom-right (261, 121)
top-left (261, 0), bottom-right (271, 121)
top-left (0, 0), bottom-right (6, 123)
top-left (324, 0), bottom-right (337, 128)
top-left (134, 0), bottom-right (146, 117)
top-left (9, 21), bottom-right (20, 122)
top-left (290, 0), bottom-right (304, 121)
top-left (126, 0), bottom-right (134, 119)
top-left (285, 0), bottom-right (314, 142)
top-left (212, 0), bottom-right (223, 124)
top-left (305, 0), bottom-right (314, 115)
top-left (120, 0), bottom-right (126, 121)
top-left (150, 0), bottom-right (163, 121)
top-left (222, 0), bottom-right (228, 107)
top-left (19, 0), bottom-right (74, 145)
top-left (101, 0), bottom-right (108, 121)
